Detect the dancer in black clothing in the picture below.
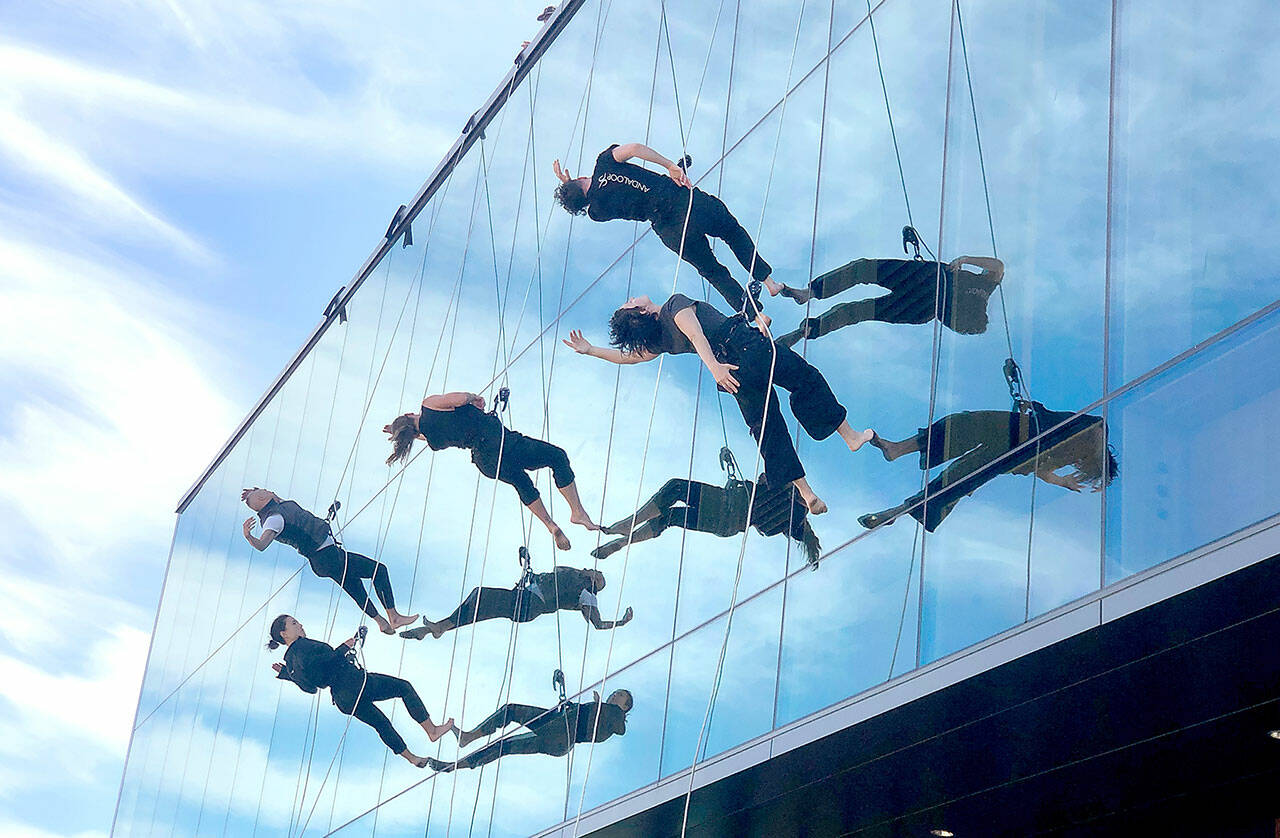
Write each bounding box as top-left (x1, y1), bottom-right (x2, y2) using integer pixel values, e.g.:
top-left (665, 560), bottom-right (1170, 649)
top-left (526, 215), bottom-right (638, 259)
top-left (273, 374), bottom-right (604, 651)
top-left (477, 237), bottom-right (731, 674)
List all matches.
top-left (861, 403), bottom-right (1118, 532)
top-left (384, 391), bottom-right (599, 550)
top-left (426, 689), bottom-right (632, 772)
top-left (566, 294), bottom-right (873, 514)
top-left (241, 489), bottom-right (417, 634)
top-left (553, 143), bottom-right (772, 327)
top-left (770, 256), bottom-right (1004, 347)
top-left (267, 615), bottom-right (454, 766)
top-left (399, 566), bottom-right (633, 640)
top-left (593, 475), bottom-right (822, 566)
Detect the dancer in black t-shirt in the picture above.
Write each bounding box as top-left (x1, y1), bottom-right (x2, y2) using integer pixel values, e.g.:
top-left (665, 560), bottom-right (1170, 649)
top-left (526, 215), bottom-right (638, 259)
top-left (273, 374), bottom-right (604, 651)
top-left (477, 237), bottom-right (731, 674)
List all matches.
top-left (770, 256), bottom-right (1004, 347)
top-left (593, 475), bottom-right (821, 566)
top-left (566, 294), bottom-right (875, 516)
top-left (426, 689), bottom-right (632, 772)
top-left (399, 566), bottom-right (633, 639)
top-left (553, 143), bottom-right (772, 326)
top-left (861, 403), bottom-right (1117, 531)
top-left (384, 392), bottom-right (599, 550)
top-left (267, 615), bottom-right (454, 766)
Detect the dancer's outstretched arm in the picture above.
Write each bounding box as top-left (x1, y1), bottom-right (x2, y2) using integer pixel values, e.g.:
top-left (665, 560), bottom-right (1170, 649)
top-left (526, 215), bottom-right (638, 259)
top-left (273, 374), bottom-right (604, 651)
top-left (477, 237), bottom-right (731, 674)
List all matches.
top-left (563, 330), bottom-right (657, 365)
top-left (581, 604), bottom-right (634, 630)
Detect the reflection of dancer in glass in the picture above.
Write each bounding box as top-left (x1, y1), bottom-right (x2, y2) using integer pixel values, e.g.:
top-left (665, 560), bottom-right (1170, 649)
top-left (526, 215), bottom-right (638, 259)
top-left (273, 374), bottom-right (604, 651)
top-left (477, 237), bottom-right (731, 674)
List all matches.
top-left (566, 293), bottom-right (873, 514)
top-left (860, 402), bottom-right (1117, 532)
top-left (384, 391), bottom-right (599, 550)
top-left (767, 257), bottom-right (1004, 347)
top-left (593, 476), bottom-right (822, 566)
top-left (268, 615), bottom-right (454, 767)
top-left (553, 143), bottom-right (771, 326)
top-left (241, 489), bottom-right (418, 634)
top-left (400, 566), bottom-right (633, 640)
top-left (427, 689), bottom-right (632, 772)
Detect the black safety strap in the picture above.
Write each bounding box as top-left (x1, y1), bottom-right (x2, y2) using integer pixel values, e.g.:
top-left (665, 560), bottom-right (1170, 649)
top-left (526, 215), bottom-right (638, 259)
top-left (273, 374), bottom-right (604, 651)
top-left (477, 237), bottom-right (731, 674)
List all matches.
top-left (323, 287), bottom-right (348, 324)
top-left (384, 205), bottom-right (413, 248)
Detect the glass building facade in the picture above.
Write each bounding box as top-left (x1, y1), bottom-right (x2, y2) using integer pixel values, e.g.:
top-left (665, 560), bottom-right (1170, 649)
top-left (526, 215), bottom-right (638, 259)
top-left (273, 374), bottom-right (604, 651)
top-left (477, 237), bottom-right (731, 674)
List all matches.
top-left (112, 1), bottom-right (1280, 835)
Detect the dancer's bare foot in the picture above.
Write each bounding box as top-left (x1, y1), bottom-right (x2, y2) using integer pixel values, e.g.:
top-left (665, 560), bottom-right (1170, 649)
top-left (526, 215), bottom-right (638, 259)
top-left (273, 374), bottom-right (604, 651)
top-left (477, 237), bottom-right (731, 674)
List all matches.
top-left (836, 422), bottom-right (876, 453)
top-left (570, 511), bottom-right (601, 532)
top-left (387, 610), bottom-right (419, 631)
top-left (551, 526), bottom-right (571, 550)
top-left (848, 428), bottom-right (875, 452)
top-left (400, 618), bottom-right (447, 641)
top-left (870, 434), bottom-right (917, 462)
top-left (374, 616), bottom-right (394, 635)
top-left (402, 749), bottom-right (429, 767)
top-left (456, 726), bottom-right (483, 748)
top-left (424, 718), bottom-right (455, 742)
top-left (591, 540), bottom-right (624, 560)
top-left (780, 284), bottom-right (814, 304)
top-left (763, 277), bottom-right (785, 297)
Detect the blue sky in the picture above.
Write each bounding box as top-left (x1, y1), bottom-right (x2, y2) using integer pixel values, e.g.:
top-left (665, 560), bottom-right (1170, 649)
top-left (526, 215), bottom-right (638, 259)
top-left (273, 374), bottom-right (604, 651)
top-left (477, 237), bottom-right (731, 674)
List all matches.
top-left (0, 2), bottom-right (555, 836)
top-left (4, 1), bottom-right (1279, 837)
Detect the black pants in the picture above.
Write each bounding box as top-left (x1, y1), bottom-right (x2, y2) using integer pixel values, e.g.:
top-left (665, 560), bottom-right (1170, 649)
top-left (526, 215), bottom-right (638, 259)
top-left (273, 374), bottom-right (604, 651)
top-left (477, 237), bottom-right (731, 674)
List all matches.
top-left (781, 259), bottom-right (992, 345)
top-left (651, 190), bottom-right (772, 314)
top-left (331, 673), bottom-right (429, 754)
top-left (445, 586), bottom-right (554, 628)
top-left (715, 321), bottom-right (847, 487)
top-left (471, 429), bottom-right (575, 506)
top-left (455, 703), bottom-right (573, 770)
top-left (307, 545), bottom-right (396, 620)
top-left (645, 478), bottom-right (745, 538)
top-left (902, 410), bottom-right (1033, 531)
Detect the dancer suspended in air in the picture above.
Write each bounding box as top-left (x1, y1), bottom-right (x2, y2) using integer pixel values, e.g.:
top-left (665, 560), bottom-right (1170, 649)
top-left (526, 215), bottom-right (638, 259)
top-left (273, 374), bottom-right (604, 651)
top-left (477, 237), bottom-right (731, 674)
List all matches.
top-left (768, 256), bottom-right (1004, 347)
top-left (427, 688), bottom-right (632, 772)
top-left (268, 615), bottom-right (454, 767)
top-left (860, 402), bottom-right (1118, 532)
top-left (593, 474), bottom-right (822, 566)
top-left (553, 143), bottom-right (772, 326)
top-left (565, 294), bottom-right (873, 514)
top-left (384, 391), bottom-right (599, 550)
top-left (400, 565), bottom-right (633, 640)
top-left (241, 489), bottom-right (417, 634)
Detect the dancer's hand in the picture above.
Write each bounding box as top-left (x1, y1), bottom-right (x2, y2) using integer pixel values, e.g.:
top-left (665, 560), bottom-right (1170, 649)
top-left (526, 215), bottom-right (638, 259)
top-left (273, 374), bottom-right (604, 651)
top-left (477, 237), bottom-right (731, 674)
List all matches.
top-left (469, 393), bottom-right (485, 410)
top-left (711, 361), bottom-right (740, 394)
top-left (618, 606), bottom-right (634, 626)
top-left (563, 330), bottom-right (592, 354)
top-left (242, 517), bottom-right (256, 538)
top-left (666, 163), bottom-right (692, 188)
top-left (272, 663), bottom-right (284, 674)
top-left (552, 159), bottom-right (572, 184)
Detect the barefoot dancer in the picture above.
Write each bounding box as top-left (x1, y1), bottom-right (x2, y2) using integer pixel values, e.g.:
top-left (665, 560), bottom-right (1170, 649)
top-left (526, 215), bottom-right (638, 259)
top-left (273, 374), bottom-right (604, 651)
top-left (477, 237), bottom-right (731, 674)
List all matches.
top-left (565, 294), bottom-right (873, 514)
top-left (862, 402), bottom-right (1117, 531)
top-left (770, 257), bottom-right (1004, 347)
top-left (593, 474), bottom-right (822, 566)
top-left (400, 566), bottom-right (633, 640)
top-left (427, 689), bottom-right (631, 772)
top-left (553, 143), bottom-right (772, 328)
top-left (241, 489), bottom-right (417, 634)
top-left (384, 391), bottom-right (599, 550)
top-left (268, 615), bottom-right (454, 767)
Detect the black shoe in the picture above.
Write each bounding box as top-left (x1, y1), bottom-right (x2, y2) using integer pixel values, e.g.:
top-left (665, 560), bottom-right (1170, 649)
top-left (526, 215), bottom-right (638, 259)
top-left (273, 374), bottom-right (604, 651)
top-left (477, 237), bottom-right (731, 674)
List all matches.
top-left (858, 512), bottom-right (895, 530)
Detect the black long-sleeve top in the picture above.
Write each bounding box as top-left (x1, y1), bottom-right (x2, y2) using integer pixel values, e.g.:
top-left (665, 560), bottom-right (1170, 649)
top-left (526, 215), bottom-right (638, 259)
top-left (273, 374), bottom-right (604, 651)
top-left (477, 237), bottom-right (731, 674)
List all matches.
top-left (276, 637), bottom-right (359, 694)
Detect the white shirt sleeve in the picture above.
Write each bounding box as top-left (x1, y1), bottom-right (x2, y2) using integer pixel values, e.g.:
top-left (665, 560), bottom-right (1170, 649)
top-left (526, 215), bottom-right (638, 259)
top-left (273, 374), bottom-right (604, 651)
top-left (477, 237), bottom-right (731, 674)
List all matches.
top-left (262, 514), bottom-right (285, 534)
top-left (578, 589), bottom-right (598, 609)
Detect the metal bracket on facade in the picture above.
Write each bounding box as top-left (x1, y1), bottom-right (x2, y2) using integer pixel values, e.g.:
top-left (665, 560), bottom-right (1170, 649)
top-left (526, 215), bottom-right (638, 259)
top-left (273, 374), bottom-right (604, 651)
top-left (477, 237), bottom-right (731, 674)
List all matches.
top-left (384, 204), bottom-right (413, 248)
top-left (323, 286), bottom-right (348, 323)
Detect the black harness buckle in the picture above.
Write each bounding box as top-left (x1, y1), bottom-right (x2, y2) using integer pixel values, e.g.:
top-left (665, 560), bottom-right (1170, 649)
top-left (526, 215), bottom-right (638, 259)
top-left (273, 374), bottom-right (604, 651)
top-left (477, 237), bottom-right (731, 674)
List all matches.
top-left (552, 668), bottom-right (567, 705)
top-left (1003, 357), bottom-right (1031, 413)
top-left (492, 386), bottom-right (511, 415)
top-left (325, 500), bottom-right (341, 522)
top-left (902, 226), bottom-right (924, 261)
